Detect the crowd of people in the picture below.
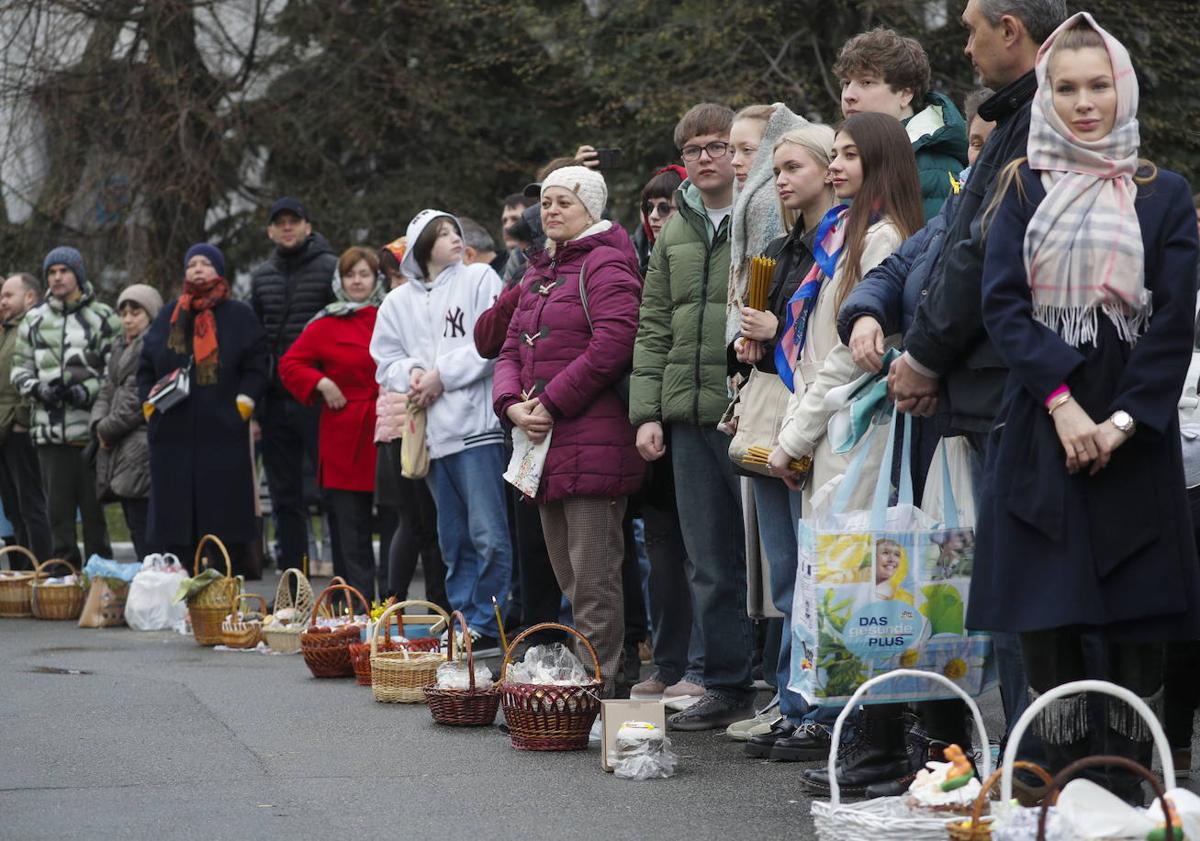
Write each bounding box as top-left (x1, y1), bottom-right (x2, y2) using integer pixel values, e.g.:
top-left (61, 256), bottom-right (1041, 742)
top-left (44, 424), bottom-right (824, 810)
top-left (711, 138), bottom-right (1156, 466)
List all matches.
top-left (2, 0), bottom-right (1200, 807)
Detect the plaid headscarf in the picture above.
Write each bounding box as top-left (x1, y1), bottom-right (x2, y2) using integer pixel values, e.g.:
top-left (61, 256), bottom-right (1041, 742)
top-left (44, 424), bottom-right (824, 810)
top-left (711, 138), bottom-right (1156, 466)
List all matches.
top-left (1024, 12), bottom-right (1147, 348)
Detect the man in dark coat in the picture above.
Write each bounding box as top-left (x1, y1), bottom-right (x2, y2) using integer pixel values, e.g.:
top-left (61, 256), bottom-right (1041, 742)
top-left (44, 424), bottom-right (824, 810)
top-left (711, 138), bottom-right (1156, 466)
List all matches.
top-left (249, 197), bottom-right (337, 572)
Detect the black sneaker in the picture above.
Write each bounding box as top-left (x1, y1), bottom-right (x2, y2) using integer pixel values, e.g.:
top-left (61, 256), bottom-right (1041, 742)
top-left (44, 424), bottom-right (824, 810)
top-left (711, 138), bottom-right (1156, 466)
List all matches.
top-left (745, 719), bottom-right (796, 759)
top-left (668, 691), bottom-right (754, 732)
top-left (770, 721), bottom-right (833, 762)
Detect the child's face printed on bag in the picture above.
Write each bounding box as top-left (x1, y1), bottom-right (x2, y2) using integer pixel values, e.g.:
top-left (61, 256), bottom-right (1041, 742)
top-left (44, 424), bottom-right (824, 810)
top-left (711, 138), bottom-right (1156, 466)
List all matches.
top-left (1049, 45), bottom-right (1118, 143)
top-left (185, 255), bottom-right (218, 284)
top-left (828, 132), bottom-right (863, 201)
top-left (875, 540), bottom-right (902, 583)
top-left (429, 220), bottom-right (463, 268)
top-left (774, 143), bottom-right (829, 212)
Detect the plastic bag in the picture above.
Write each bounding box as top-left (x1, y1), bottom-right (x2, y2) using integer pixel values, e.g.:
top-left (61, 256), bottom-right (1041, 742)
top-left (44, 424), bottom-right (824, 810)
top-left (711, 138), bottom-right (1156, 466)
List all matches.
top-left (613, 722), bottom-right (678, 780)
top-left (125, 554), bottom-right (188, 631)
top-left (436, 660), bottom-right (494, 690)
top-left (505, 643), bottom-right (589, 686)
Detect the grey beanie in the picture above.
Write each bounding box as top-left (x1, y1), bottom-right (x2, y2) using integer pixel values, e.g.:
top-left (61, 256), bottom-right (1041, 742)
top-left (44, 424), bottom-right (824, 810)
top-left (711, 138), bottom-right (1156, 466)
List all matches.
top-left (42, 246), bottom-right (87, 290)
top-left (117, 284), bottom-right (164, 321)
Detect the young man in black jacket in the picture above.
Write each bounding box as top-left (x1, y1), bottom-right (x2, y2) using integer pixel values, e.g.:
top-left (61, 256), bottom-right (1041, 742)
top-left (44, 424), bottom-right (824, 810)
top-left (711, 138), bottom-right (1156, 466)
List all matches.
top-left (250, 197), bottom-right (337, 572)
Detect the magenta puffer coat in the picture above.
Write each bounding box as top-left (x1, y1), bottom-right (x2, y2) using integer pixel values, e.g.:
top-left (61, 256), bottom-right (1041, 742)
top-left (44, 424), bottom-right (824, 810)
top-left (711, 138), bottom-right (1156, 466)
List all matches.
top-left (494, 222), bottom-right (645, 503)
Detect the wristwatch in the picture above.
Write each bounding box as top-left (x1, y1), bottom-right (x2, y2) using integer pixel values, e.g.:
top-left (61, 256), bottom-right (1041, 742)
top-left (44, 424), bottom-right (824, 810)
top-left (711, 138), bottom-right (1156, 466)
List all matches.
top-left (1110, 410), bottom-right (1136, 436)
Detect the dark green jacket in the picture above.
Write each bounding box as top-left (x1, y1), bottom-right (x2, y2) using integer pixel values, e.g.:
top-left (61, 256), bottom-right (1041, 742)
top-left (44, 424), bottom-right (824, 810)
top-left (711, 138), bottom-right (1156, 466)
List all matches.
top-left (0, 317), bottom-right (31, 443)
top-left (630, 181), bottom-right (732, 427)
top-left (907, 91), bottom-right (969, 222)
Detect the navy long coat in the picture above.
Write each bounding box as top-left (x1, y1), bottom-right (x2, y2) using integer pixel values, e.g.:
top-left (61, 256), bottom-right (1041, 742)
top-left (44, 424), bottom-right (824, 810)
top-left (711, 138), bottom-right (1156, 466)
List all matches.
top-left (968, 164), bottom-right (1200, 640)
top-left (138, 299), bottom-right (268, 550)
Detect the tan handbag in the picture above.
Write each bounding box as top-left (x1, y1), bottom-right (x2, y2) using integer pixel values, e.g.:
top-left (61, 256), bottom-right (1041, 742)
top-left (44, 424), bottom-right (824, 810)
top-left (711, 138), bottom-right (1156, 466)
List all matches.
top-left (400, 400), bottom-right (430, 479)
top-left (726, 367), bottom-right (794, 477)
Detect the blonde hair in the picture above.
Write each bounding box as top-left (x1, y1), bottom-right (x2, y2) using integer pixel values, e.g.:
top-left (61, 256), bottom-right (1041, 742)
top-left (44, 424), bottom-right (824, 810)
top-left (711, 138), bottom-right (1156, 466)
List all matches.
top-left (734, 103), bottom-right (776, 123)
top-left (772, 123), bottom-right (836, 233)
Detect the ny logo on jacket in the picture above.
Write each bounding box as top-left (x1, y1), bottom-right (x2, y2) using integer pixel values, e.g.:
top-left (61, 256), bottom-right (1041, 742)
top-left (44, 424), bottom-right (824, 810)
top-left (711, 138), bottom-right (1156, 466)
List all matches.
top-left (444, 307), bottom-right (465, 338)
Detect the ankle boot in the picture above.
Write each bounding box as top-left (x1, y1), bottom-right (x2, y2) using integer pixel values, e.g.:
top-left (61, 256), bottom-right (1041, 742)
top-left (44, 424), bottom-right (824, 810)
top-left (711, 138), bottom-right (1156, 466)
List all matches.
top-left (1100, 689), bottom-right (1161, 806)
top-left (863, 715), bottom-right (952, 798)
top-left (800, 703), bottom-right (909, 796)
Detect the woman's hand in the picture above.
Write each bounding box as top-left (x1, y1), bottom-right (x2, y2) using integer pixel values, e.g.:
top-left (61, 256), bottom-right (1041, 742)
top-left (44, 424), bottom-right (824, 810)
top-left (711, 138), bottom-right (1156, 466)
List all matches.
top-left (575, 145), bottom-right (599, 169)
top-left (316, 377), bottom-right (346, 410)
top-left (1050, 399), bottom-right (1102, 474)
top-left (739, 307), bottom-right (778, 343)
top-left (410, 368), bottom-right (444, 407)
top-left (767, 446), bottom-right (805, 491)
top-left (1090, 419), bottom-right (1131, 475)
top-left (849, 316), bottom-right (886, 373)
top-left (735, 338), bottom-right (765, 364)
top-left (506, 398), bottom-right (554, 444)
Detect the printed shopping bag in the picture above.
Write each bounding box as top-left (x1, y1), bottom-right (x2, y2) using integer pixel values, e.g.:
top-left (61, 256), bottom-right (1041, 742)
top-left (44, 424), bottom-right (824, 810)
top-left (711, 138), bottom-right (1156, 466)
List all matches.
top-left (503, 427), bottom-right (553, 498)
top-left (400, 401), bottom-right (430, 479)
top-left (790, 407), bottom-right (996, 704)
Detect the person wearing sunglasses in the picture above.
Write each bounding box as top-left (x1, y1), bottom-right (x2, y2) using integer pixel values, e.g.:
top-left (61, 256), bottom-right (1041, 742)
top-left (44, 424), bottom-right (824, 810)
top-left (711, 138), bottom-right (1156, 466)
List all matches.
top-left (633, 166), bottom-right (685, 276)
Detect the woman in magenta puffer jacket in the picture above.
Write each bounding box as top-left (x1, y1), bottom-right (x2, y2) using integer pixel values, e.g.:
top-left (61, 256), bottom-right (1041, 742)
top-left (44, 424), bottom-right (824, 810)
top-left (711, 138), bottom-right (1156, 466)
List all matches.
top-left (494, 166), bottom-right (644, 692)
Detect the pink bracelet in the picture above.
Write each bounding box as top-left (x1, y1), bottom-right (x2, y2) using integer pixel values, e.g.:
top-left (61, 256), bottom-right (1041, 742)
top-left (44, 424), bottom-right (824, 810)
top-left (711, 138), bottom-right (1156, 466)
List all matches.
top-left (1044, 384), bottom-right (1069, 408)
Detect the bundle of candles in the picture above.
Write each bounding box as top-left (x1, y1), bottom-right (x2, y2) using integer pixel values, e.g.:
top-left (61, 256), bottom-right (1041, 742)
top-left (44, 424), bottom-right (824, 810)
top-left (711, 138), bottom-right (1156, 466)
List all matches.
top-left (740, 446), bottom-right (812, 475)
top-left (746, 256), bottom-right (777, 311)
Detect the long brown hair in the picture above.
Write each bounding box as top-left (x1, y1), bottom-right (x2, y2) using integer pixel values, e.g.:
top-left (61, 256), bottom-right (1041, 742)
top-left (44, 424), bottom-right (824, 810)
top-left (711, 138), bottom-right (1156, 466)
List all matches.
top-left (834, 112), bottom-right (923, 311)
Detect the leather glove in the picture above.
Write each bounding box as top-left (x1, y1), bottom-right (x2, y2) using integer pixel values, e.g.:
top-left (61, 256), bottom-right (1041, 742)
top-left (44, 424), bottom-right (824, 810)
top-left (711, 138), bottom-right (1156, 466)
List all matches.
top-left (33, 381), bottom-right (64, 408)
top-left (63, 384), bottom-right (89, 408)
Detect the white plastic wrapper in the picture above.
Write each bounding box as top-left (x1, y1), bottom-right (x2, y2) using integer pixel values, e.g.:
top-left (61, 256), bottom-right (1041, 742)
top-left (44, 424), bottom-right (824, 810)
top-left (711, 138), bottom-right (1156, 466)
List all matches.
top-left (506, 643), bottom-right (590, 686)
top-left (613, 722), bottom-right (678, 780)
top-left (436, 660), bottom-right (494, 690)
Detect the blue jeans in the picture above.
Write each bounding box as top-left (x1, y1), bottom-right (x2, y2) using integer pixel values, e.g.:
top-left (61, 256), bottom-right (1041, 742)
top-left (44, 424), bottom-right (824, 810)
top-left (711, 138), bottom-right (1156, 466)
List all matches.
top-left (670, 423), bottom-right (753, 695)
top-left (427, 444), bottom-right (512, 637)
top-left (752, 476), bottom-right (809, 722)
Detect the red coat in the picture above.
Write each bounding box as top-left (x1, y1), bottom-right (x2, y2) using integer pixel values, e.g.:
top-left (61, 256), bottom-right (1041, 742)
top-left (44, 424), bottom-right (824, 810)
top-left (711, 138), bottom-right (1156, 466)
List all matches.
top-left (279, 307), bottom-right (379, 492)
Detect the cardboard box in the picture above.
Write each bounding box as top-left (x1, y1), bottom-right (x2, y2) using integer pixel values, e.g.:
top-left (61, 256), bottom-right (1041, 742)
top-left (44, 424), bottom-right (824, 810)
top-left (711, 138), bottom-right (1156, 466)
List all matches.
top-left (599, 699), bottom-right (667, 772)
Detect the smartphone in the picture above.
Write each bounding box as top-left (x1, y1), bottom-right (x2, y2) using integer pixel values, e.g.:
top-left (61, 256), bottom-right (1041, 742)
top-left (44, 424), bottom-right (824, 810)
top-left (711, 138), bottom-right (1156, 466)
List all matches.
top-left (594, 147), bottom-right (623, 171)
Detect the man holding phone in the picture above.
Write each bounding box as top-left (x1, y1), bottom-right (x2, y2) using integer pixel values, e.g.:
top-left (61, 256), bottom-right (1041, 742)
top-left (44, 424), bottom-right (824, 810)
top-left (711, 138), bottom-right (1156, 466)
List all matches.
top-left (575, 145), bottom-right (623, 172)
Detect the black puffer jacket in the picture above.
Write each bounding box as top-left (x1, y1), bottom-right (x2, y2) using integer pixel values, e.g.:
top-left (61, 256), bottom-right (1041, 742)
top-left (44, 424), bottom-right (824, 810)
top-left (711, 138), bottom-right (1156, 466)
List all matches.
top-left (249, 233), bottom-right (337, 387)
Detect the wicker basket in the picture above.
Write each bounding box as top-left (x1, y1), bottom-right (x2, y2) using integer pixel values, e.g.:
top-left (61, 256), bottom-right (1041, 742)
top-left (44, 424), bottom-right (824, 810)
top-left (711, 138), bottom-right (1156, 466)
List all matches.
top-left (0, 545), bottom-right (41, 618)
top-left (261, 568), bottom-right (313, 654)
top-left (350, 608), bottom-right (438, 686)
top-left (188, 534), bottom-right (240, 645)
top-left (500, 622), bottom-right (603, 751)
top-left (810, 670), bottom-right (992, 841)
top-left (220, 592), bottom-right (267, 649)
top-left (30, 559), bottom-right (85, 621)
top-left (299, 583), bottom-right (369, 678)
top-left (370, 600), bottom-right (452, 703)
top-left (424, 610), bottom-right (501, 726)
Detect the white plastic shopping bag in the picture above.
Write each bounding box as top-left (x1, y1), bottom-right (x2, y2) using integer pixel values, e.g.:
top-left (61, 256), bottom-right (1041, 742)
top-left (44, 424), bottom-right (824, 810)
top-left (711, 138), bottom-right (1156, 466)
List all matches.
top-left (503, 427), bottom-right (553, 498)
top-left (125, 554), bottom-right (188, 631)
top-left (920, 436), bottom-right (977, 528)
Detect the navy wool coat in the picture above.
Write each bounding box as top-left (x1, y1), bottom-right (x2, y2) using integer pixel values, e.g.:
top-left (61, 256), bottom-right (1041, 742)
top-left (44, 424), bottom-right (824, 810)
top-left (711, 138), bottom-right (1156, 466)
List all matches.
top-left (968, 164), bottom-right (1200, 640)
top-left (138, 299), bottom-right (268, 550)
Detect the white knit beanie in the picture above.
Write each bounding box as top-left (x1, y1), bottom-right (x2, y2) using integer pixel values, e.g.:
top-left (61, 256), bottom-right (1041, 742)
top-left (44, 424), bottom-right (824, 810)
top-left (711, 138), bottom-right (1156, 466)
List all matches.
top-left (539, 166), bottom-right (607, 223)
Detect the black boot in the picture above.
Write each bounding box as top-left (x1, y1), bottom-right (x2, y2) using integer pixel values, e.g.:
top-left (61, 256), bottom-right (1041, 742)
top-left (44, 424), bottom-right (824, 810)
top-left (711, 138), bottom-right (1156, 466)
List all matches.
top-left (862, 714), bottom-right (948, 798)
top-left (745, 718), bottom-right (795, 759)
top-left (800, 704), bottom-right (909, 796)
top-left (1099, 690), bottom-right (1160, 806)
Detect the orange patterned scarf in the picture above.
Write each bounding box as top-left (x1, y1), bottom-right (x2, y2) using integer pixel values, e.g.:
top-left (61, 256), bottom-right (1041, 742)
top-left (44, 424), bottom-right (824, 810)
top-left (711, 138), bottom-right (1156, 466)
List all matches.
top-left (168, 276), bottom-right (229, 385)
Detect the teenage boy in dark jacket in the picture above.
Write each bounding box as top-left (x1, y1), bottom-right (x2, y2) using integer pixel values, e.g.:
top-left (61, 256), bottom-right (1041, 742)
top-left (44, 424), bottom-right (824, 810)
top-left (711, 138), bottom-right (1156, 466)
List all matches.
top-left (250, 197), bottom-right (337, 572)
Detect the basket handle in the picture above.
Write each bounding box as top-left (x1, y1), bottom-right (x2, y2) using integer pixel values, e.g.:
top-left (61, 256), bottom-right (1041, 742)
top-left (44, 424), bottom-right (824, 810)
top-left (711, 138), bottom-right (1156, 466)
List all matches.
top-left (231, 592), bottom-right (268, 620)
top-left (498, 621), bottom-right (602, 686)
top-left (308, 584), bottom-right (369, 628)
top-left (370, 599), bottom-right (452, 658)
top-left (999, 679), bottom-right (1175, 802)
top-left (316, 575), bottom-right (348, 618)
top-left (824, 669), bottom-right (991, 807)
top-left (1037, 755), bottom-right (1175, 841)
top-left (193, 534), bottom-right (232, 578)
top-left (957, 761), bottom-right (1056, 840)
top-left (0, 545), bottom-right (38, 571)
top-left (274, 568), bottom-right (302, 611)
top-left (448, 610), bottom-right (477, 691)
top-left (34, 557), bottom-right (79, 578)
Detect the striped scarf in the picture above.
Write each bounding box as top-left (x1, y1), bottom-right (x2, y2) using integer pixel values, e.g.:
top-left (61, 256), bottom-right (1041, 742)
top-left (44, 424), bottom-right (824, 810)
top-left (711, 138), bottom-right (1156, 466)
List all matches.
top-left (775, 204), bottom-right (848, 392)
top-left (1024, 11), bottom-right (1147, 348)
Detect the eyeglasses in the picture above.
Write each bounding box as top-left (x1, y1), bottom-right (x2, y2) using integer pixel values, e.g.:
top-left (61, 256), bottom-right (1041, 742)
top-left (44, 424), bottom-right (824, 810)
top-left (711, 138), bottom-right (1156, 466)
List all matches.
top-left (680, 141), bottom-right (731, 162)
top-left (642, 200), bottom-right (674, 217)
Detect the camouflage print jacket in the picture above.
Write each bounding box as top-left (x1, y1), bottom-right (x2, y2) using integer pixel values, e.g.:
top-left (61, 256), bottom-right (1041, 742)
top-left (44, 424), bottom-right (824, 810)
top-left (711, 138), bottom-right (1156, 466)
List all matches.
top-left (11, 289), bottom-right (120, 446)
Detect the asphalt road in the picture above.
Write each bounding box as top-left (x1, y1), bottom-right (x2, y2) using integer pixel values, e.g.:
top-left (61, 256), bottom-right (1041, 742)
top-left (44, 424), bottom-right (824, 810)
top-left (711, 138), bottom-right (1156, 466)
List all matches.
top-left (1, 571), bottom-right (1011, 841)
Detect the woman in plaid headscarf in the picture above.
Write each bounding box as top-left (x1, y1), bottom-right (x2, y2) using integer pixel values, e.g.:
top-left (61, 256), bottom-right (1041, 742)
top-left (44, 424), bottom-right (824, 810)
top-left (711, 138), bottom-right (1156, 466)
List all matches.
top-left (968, 12), bottom-right (1200, 802)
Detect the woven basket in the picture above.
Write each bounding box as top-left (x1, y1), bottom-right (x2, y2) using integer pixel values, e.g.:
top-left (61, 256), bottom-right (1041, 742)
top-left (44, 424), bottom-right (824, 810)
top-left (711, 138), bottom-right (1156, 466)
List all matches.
top-left (299, 583), bottom-right (369, 678)
top-left (0, 545), bottom-right (41, 618)
top-left (500, 622), bottom-right (603, 751)
top-left (220, 592), bottom-right (267, 649)
top-left (945, 761), bottom-right (1054, 841)
top-left (188, 534), bottom-right (240, 645)
top-left (370, 600), bottom-right (452, 703)
top-left (810, 670), bottom-right (992, 841)
top-left (261, 568), bottom-right (314, 654)
top-left (30, 559), bottom-right (85, 621)
top-left (424, 610), bottom-right (501, 726)
top-left (350, 610), bottom-right (438, 686)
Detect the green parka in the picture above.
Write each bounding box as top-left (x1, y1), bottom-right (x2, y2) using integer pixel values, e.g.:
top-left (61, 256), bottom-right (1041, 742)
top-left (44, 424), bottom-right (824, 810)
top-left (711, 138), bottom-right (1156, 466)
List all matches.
top-left (11, 288), bottom-right (119, 446)
top-left (630, 181), bottom-right (732, 428)
top-left (0, 317), bottom-right (31, 444)
top-left (907, 91), bottom-right (970, 222)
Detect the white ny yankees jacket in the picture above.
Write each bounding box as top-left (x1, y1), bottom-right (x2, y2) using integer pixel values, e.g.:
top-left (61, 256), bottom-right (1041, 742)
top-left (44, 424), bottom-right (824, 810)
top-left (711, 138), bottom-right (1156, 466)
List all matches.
top-left (371, 217), bottom-right (503, 459)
